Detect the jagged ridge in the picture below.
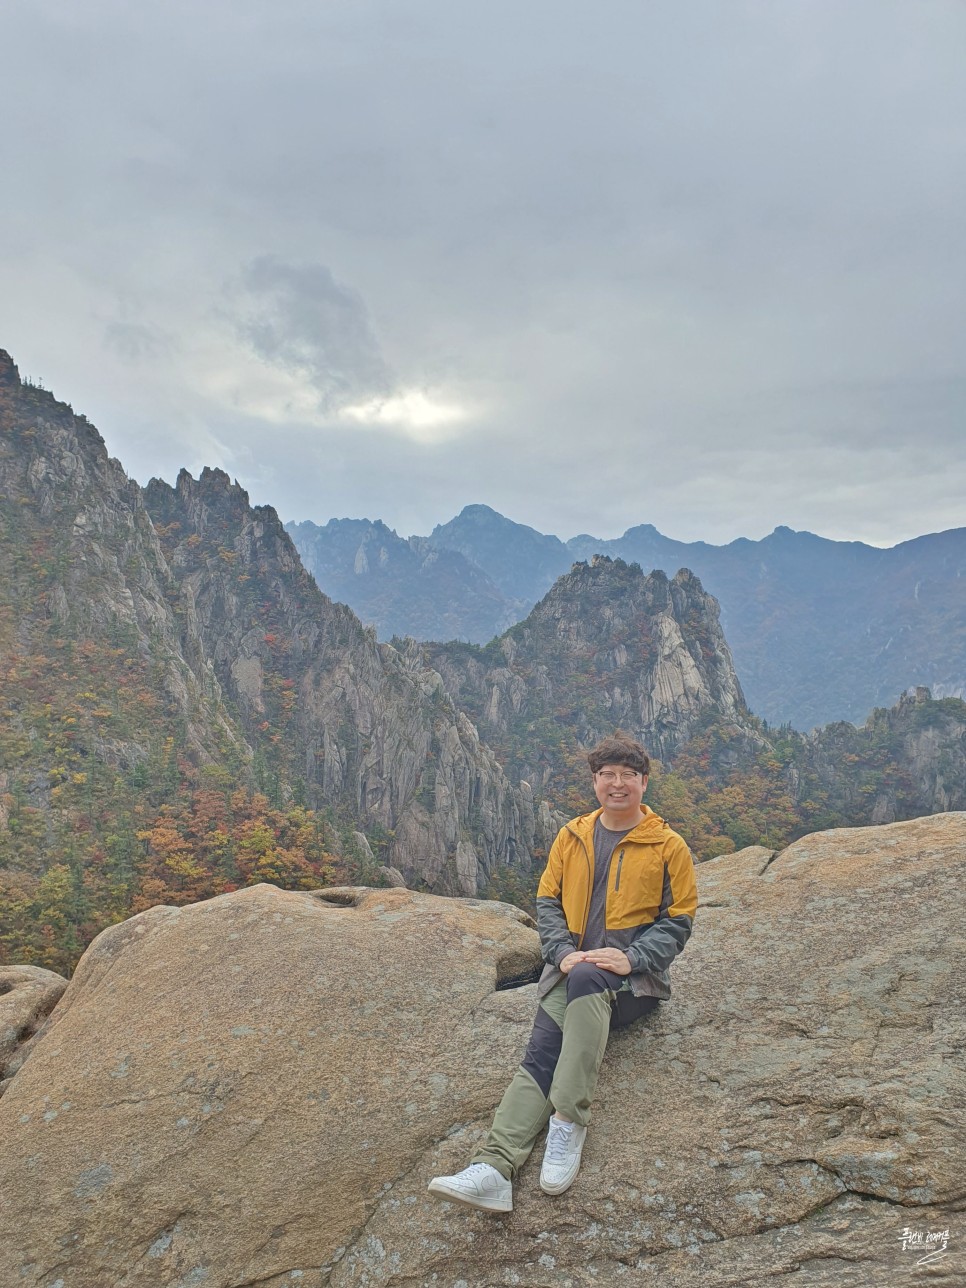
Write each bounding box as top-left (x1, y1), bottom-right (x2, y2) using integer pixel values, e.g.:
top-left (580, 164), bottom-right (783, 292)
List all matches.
top-left (142, 467), bottom-right (535, 893)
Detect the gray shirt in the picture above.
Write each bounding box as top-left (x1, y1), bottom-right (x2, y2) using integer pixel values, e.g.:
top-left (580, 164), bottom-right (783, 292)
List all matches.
top-left (579, 818), bottom-right (633, 953)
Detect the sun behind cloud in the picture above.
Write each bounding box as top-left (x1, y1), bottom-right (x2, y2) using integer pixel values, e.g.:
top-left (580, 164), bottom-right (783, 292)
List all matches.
top-left (341, 388), bottom-right (470, 442)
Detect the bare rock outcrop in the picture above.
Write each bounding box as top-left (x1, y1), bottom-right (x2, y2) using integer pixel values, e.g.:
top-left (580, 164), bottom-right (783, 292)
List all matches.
top-left (803, 685), bottom-right (966, 822)
top-left (1, 813), bottom-right (963, 1286)
top-left (1, 351), bottom-right (533, 917)
top-left (426, 557), bottom-right (756, 783)
top-left (0, 884), bottom-right (542, 1288)
top-left (0, 350), bottom-right (242, 773)
top-left (0, 964), bottom-right (67, 1096)
top-left (330, 812), bottom-right (965, 1286)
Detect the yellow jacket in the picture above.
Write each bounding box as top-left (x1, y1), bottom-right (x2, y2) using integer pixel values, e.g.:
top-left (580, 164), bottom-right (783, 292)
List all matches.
top-left (536, 804), bottom-right (697, 999)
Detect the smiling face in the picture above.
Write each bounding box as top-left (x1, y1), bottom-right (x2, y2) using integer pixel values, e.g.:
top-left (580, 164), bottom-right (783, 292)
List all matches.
top-left (593, 762), bottom-right (648, 826)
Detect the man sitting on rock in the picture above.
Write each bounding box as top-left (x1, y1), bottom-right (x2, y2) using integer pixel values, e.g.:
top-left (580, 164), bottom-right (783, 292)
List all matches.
top-left (428, 732), bottom-right (698, 1212)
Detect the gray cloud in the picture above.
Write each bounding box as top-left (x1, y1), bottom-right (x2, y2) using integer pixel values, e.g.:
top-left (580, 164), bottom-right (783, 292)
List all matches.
top-left (0, 1), bottom-right (963, 546)
top-left (237, 257), bottom-right (392, 411)
top-left (103, 321), bottom-right (175, 363)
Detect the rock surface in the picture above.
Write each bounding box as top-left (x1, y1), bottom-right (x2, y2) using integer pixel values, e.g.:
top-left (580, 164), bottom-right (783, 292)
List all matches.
top-left (330, 812), bottom-right (965, 1286)
top-left (0, 349), bottom-right (244, 781)
top-left (0, 884), bottom-right (541, 1288)
top-left (1, 813), bottom-right (963, 1285)
top-left (0, 964), bottom-right (67, 1096)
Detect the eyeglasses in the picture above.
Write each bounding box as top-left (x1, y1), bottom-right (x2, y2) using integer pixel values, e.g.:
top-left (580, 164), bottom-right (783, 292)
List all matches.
top-left (595, 770), bottom-right (641, 784)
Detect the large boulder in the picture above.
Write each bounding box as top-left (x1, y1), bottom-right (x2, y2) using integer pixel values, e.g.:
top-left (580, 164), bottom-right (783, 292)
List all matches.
top-left (1, 813), bottom-right (964, 1286)
top-left (0, 964), bottom-right (67, 1096)
top-left (0, 885), bottom-right (541, 1288)
top-left (329, 813), bottom-right (966, 1287)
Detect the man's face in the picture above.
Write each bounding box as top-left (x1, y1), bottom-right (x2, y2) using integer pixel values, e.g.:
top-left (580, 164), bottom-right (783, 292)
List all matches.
top-left (593, 762), bottom-right (648, 815)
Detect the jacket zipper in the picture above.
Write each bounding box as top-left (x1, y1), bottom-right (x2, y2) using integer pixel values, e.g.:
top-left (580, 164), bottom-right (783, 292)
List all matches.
top-left (566, 824), bottom-right (594, 950)
top-left (614, 849), bottom-right (625, 892)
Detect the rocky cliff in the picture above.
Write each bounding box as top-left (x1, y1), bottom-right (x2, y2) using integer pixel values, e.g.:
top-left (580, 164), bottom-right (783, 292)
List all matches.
top-left (0, 348), bottom-right (534, 944)
top-left (1, 812), bottom-right (962, 1286)
top-left (596, 522), bottom-right (966, 731)
top-left (426, 557), bottom-right (755, 797)
top-left (0, 349), bottom-right (241, 773)
top-left (144, 468), bottom-right (534, 892)
top-left (0, 350), bottom-right (252, 968)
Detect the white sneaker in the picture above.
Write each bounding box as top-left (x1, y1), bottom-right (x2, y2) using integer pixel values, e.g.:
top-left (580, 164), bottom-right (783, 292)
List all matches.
top-left (427, 1162), bottom-right (513, 1213)
top-left (539, 1117), bottom-right (587, 1194)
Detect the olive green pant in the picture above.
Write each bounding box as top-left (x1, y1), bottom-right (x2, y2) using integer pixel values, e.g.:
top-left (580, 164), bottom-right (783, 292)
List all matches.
top-left (472, 963), bottom-right (657, 1181)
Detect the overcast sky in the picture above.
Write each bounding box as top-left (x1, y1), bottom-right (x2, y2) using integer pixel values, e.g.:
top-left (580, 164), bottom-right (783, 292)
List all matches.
top-left (2, 1), bottom-right (964, 545)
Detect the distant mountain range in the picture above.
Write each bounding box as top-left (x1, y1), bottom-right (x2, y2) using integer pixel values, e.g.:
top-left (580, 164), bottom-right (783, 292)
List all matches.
top-left (2, 343), bottom-right (965, 974)
top-left (288, 504), bottom-right (966, 730)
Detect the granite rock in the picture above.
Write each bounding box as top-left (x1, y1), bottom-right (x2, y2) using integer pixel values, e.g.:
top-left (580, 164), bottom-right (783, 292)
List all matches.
top-left (0, 964), bottom-right (67, 1097)
top-left (325, 813), bottom-right (965, 1286)
top-left (1, 813), bottom-right (963, 1286)
top-left (0, 884), bottom-right (540, 1288)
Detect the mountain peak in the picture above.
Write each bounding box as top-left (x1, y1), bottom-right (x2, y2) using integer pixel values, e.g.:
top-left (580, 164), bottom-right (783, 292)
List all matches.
top-left (428, 506), bottom-right (569, 602)
top-left (0, 349), bottom-right (21, 389)
top-left (173, 466), bottom-right (256, 519)
top-left (185, 465), bottom-right (246, 500)
top-left (430, 553), bottom-right (753, 766)
top-left (456, 503), bottom-right (503, 520)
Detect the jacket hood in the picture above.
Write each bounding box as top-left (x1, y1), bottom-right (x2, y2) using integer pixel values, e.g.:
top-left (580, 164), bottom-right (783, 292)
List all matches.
top-left (568, 803), bottom-right (672, 845)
